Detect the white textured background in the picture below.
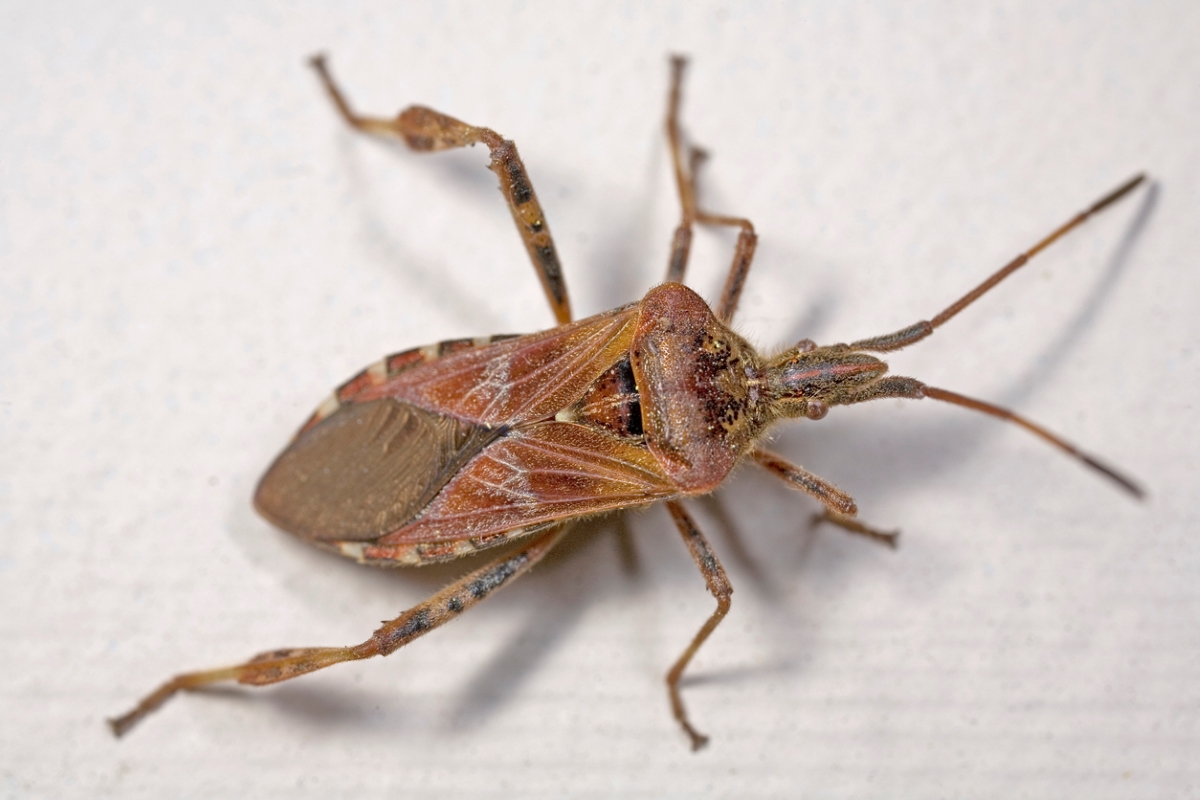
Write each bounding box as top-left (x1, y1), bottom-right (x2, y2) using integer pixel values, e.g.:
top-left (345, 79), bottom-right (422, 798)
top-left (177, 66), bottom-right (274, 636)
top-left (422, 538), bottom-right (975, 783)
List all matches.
top-left (3, 2), bottom-right (1198, 798)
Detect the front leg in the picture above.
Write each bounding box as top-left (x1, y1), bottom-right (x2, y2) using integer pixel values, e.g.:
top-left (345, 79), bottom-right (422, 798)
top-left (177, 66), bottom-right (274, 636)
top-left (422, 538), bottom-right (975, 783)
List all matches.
top-left (752, 448), bottom-right (899, 547)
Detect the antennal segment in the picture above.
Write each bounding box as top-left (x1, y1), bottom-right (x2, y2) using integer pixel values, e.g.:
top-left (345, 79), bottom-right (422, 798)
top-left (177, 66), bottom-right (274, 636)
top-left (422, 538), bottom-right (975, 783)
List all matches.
top-left (921, 385), bottom-right (1145, 499)
top-left (832, 376), bottom-right (1145, 499)
top-left (850, 174), bottom-right (1146, 353)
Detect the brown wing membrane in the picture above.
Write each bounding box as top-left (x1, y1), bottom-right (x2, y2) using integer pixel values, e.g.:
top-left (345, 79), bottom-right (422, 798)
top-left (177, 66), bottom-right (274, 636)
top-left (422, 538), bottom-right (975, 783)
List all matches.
top-left (379, 421), bottom-right (678, 545)
top-left (254, 398), bottom-right (500, 542)
top-left (354, 304), bottom-right (639, 426)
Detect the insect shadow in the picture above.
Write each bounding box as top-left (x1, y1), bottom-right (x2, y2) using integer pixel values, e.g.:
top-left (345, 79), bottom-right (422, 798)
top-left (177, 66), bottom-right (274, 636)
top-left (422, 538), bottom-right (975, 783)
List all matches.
top-left (442, 519), bottom-right (618, 732)
top-left (331, 137), bottom-right (506, 330)
top-left (1000, 180), bottom-right (1157, 413)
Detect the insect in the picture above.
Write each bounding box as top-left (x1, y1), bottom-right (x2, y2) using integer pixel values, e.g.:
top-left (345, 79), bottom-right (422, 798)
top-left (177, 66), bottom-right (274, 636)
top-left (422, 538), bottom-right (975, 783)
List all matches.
top-left (110, 54), bottom-right (1144, 750)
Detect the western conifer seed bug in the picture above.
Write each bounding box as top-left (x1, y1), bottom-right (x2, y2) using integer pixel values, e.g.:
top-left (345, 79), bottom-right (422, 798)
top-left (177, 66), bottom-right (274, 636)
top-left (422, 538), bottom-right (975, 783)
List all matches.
top-left (111, 54), bottom-right (1145, 750)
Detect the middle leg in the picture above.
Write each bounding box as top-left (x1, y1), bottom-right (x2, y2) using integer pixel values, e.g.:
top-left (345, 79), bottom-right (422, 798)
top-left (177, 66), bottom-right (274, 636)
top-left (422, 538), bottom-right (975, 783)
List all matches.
top-left (664, 500), bottom-right (733, 751)
top-left (662, 56), bottom-right (759, 322)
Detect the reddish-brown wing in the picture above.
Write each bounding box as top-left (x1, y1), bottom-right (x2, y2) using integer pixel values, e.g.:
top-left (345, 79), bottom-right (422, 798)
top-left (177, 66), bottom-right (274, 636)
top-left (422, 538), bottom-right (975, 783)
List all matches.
top-left (378, 421), bottom-right (677, 545)
top-left (352, 303), bottom-right (639, 425)
top-left (256, 302), bottom-right (665, 550)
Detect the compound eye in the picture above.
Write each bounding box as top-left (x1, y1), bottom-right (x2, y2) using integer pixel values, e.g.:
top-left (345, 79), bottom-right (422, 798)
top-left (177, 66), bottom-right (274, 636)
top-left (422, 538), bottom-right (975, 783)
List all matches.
top-left (805, 400), bottom-right (828, 421)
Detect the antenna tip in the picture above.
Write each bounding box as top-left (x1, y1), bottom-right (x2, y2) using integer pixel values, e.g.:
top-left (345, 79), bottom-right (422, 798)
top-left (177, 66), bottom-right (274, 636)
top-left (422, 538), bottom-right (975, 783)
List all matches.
top-left (1091, 174), bottom-right (1149, 215)
top-left (1081, 454), bottom-right (1146, 500)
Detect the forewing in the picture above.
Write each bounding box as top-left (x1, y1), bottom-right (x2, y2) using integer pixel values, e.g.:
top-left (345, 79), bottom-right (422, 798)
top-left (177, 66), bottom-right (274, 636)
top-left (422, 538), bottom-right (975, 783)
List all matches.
top-left (254, 398), bottom-right (499, 542)
top-left (353, 304), bottom-right (638, 425)
top-left (379, 421), bottom-right (678, 545)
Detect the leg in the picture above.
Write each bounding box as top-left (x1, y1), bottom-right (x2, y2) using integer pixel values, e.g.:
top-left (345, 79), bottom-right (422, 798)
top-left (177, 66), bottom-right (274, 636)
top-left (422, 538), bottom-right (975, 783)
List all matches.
top-left (663, 57), bottom-right (695, 285)
top-left (662, 57), bottom-right (758, 322)
top-left (664, 500), bottom-right (733, 751)
top-left (752, 448), bottom-right (898, 547)
top-left (109, 526), bottom-right (567, 737)
top-left (849, 174), bottom-right (1145, 353)
top-left (811, 510), bottom-right (899, 549)
top-left (309, 54), bottom-right (572, 325)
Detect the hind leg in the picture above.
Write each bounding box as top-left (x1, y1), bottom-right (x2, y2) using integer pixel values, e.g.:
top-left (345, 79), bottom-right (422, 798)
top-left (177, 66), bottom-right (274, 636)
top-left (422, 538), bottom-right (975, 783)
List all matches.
top-left (310, 54), bottom-right (572, 325)
top-left (110, 525), bottom-right (567, 736)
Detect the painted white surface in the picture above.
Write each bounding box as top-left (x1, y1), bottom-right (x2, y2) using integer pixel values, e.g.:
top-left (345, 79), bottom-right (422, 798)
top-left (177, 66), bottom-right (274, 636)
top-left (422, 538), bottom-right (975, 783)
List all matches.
top-left (3, 2), bottom-right (1197, 797)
